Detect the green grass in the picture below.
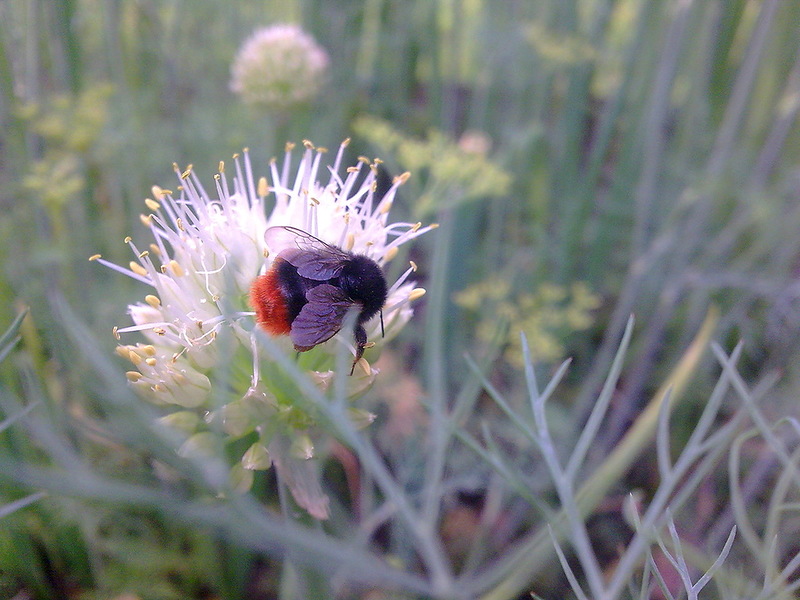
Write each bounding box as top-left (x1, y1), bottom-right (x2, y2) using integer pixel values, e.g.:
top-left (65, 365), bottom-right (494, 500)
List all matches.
top-left (1, 0), bottom-right (800, 598)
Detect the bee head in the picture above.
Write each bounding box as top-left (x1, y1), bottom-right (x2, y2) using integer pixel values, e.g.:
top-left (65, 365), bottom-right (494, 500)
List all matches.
top-left (340, 255), bottom-right (388, 318)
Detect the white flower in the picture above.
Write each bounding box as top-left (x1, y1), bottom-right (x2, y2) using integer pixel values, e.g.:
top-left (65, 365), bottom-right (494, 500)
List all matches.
top-left (230, 24), bottom-right (330, 111)
top-left (91, 139), bottom-right (435, 518)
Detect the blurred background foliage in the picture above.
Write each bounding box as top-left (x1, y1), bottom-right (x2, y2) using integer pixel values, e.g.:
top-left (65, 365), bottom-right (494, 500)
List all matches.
top-left (1, 0), bottom-right (800, 598)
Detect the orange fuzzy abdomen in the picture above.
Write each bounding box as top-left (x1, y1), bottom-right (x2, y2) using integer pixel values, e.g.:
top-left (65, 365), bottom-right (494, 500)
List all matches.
top-left (250, 266), bottom-right (292, 335)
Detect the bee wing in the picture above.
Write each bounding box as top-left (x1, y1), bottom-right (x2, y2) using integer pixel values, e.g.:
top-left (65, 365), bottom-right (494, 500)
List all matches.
top-left (290, 284), bottom-right (355, 351)
top-left (265, 226), bottom-right (348, 281)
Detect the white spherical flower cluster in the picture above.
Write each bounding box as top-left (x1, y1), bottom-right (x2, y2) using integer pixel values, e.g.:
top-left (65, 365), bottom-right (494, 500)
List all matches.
top-left (91, 140), bottom-right (434, 518)
top-left (230, 24), bottom-right (330, 111)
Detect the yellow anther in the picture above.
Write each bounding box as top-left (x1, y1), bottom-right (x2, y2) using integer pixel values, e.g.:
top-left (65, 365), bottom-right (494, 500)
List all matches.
top-left (384, 247), bottom-right (398, 262)
top-left (257, 176), bottom-right (269, 197)
top-left (409, 288), bottom-right (426, 301)
top-left (169, 260), bottom-right (185, 277)
top-left (130, 262), bottom-right (148, 277)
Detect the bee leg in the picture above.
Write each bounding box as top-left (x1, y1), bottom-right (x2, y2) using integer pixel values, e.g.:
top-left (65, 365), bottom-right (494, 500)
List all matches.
top-left (350, 324), bottom-right (368, 375)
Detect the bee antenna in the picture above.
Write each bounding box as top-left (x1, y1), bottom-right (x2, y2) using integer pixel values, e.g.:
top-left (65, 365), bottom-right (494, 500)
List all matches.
top-left (380, 309), bottom-right (385, 338)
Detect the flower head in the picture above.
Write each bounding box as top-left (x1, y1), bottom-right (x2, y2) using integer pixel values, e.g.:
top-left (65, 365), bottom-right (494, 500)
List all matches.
top-left (230, 24), bottom-right (329, 111)
top-left (92, 140), bottom-right (435, 518)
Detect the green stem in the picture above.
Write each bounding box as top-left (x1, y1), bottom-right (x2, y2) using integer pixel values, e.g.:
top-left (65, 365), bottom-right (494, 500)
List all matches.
top-left (479, 307), bottom-right (718, 600)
